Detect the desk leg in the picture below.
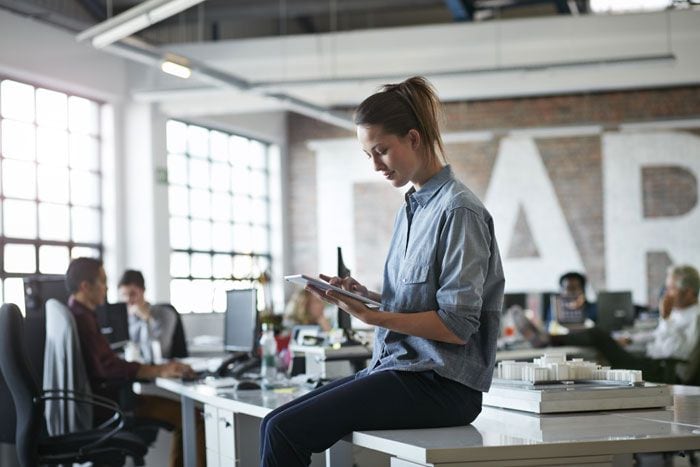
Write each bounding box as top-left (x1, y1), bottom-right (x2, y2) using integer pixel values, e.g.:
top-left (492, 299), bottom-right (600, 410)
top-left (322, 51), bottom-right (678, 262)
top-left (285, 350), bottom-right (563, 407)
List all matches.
top-left (325, 438), bottom-right (352, 467)
top-left (181, 395), bottom-right (197, 467)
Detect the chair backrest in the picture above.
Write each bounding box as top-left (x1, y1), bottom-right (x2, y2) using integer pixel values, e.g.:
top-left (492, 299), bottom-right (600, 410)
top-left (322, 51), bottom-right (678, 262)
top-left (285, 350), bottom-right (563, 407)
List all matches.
top-left (0, 304), bottom-right (44, 467)
top-left (679, 331), bottom-right (700, 386)
top-left (153, 303), bottom-right (188, 359)
top-left (43, 298), bottom-right (93, 435)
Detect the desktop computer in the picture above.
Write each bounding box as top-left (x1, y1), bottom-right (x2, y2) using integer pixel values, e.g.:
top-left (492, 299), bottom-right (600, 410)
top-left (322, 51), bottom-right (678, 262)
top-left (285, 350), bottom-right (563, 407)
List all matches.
top-left (95, 302), bottom-right (130, 349)
top-left (596, 291), bottom-right (634, 332)
top-left (215, 288), bottom-right (261, 377)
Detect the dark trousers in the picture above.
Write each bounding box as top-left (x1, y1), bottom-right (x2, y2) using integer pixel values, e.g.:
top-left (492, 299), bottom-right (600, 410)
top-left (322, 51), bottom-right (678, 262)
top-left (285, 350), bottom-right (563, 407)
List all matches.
top-left (259, 370), bottom-right (482, 467)
top-left (554, 327), bottom-right (678, 383)
top-left (134, 395), bottom-right (206, 467)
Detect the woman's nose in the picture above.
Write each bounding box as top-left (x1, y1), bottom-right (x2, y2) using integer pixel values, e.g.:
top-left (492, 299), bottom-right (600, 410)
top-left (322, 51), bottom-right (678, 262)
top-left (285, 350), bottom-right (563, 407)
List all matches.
top-left (372, 155), bottom-right (386, 171)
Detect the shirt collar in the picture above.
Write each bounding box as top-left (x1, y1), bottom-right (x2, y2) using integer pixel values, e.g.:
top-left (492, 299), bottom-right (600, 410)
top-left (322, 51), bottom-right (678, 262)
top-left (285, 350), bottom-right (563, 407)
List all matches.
top-left (68, 295), bottom-right (95, 313)
top-left (405, 165), bottom-right (453, 208)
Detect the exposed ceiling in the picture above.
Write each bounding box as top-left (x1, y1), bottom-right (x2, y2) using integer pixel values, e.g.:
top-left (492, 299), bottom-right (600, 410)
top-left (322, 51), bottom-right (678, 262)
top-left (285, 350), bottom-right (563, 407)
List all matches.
top-left (7, 0), bottom-right (591, 44)
top-left (1, 0), bottom-right (697, 128)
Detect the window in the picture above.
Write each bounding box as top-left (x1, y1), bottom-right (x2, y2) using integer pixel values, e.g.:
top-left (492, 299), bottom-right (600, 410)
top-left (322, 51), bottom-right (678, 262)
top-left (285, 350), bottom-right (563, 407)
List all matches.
top-left (167, 120), bottom-right (272, 313)
top-left (0, 78), bottom-right (103, 311)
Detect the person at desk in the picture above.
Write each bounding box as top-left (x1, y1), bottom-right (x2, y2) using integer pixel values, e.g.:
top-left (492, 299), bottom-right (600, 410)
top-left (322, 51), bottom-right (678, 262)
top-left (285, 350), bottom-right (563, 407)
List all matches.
top-left (547, 265), bottom-right (700, 383)
top-left (118, 269), bottom-right (178, 362)
top-left (284, 288), bottom-right (332, 332)
top-left (260, 76), bottom-right (504, 466)
top-left (547, 271), bottom-right (597, 325)
top-left (66, 258), bottom-right (205, 467)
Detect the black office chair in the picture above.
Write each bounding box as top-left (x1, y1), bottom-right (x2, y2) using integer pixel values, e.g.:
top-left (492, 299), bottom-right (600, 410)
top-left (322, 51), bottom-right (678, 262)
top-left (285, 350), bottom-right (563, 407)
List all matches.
top-left (153, 302), bottom-right (189, 358)
top-left (0, 303), bottom-right (148, 467)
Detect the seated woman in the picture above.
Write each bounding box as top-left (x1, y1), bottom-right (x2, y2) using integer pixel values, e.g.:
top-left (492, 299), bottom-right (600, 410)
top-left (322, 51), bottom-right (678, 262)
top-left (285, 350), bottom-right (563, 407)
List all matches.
top-left (284, 288), bottom-right (332, 333)
top-left (118, 269), bottom-right (179, 362)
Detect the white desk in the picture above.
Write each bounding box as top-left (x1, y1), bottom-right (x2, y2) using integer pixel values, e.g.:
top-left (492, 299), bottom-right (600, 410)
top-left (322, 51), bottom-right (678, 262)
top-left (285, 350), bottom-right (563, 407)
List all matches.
top-left (155, 378), bottom-right (700, 467)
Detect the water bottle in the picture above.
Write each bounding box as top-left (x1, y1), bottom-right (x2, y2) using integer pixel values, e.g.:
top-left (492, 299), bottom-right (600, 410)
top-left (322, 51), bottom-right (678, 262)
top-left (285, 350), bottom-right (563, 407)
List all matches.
top-left (259, 323), bottom-right (278, 386)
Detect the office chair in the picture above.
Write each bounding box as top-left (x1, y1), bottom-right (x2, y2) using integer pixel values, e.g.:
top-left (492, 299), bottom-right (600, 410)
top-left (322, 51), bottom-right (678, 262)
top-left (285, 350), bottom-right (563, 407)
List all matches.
top-left (153, 302), bottom-right (189, 358)
top-left (0, 303), bottom-right (148, 466)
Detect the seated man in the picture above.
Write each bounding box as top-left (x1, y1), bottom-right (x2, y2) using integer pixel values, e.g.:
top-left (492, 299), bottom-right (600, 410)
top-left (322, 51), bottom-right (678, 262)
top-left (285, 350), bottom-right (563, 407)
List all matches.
top-left (550, 265), bottom-right (700, 383)
top-left (66, 257), bottom-right (204, 467)
top-left (546, 271), bottom-right (597, 325)
top-left (119, 269), bottom-right (179, 362)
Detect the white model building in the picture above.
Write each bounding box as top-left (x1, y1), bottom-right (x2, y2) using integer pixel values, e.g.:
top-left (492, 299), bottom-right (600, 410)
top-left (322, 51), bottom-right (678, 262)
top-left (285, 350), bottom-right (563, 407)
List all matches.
top-left (494, 353), bottom-right (643, 384)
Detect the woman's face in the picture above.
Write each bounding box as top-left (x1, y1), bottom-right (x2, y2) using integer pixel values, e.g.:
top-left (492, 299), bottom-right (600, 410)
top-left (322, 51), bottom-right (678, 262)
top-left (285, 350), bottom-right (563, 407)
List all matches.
top-left (357, 124), bottom-right (423, 189)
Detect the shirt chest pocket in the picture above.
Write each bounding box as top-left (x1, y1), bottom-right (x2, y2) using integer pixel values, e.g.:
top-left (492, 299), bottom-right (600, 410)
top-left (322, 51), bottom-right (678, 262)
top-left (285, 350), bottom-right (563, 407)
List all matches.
top-left (400, 262), bottom-right (429, 285)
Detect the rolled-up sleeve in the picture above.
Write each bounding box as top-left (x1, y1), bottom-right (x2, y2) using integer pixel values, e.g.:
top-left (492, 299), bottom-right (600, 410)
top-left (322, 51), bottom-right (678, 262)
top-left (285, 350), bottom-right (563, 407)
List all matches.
top-left (435, 207), bottom-right (492, 343)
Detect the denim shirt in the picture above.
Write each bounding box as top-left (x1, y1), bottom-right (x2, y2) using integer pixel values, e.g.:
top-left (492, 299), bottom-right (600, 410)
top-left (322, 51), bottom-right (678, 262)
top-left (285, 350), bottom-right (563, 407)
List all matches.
top-left (357, 165), bottom-right (504, 392)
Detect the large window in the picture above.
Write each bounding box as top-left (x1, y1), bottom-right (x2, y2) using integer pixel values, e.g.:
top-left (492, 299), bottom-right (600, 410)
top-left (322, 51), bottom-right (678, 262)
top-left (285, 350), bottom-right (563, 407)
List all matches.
top-left (167, 120), bottom-right (272, 313)
top-left (0, 78), bottom-right (102, 311)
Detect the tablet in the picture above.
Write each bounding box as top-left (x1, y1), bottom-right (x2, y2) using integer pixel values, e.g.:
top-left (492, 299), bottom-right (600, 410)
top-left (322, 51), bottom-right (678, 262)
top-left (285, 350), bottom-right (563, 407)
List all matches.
top-left (284, 274), bottom-right (382, 309)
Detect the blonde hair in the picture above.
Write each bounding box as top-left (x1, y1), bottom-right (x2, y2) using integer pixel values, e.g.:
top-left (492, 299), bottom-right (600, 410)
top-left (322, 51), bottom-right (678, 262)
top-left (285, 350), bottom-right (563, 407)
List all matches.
top-left (285, 289), bottom-right (321, 325)
top-left (353, 76), bottom-right (446, 164)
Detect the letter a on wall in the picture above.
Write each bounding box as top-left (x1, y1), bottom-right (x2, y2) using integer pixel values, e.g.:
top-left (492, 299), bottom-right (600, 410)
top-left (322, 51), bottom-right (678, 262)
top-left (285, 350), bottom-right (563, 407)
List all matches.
top-left (485, 136), bottom-right (584, 292)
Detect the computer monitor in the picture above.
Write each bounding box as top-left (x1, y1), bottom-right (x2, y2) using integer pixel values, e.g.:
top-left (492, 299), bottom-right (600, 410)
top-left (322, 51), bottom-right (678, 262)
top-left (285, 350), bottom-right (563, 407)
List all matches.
top-left (96, 302), bottom-right (130, 348)
top-left (23, 275), bottom-right (69, 314)
top-left (337, 247), bottom-right (353, 336)
top-left (224, 288), bottom-right (258, 353)
top-left (597, 291), bottom-right (634, 332)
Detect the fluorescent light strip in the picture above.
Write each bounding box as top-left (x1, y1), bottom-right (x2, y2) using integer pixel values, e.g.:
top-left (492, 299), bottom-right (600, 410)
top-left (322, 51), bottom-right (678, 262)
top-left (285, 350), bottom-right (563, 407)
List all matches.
top-left (161, 61), bottom-right (192, 79)
top-left (83, 0), bottom-right (206, 49)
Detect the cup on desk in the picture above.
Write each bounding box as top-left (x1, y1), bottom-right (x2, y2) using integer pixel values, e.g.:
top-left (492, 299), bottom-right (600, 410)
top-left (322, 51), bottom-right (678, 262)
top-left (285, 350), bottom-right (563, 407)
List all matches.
top-left (124, 341), bottom-right (141, 362)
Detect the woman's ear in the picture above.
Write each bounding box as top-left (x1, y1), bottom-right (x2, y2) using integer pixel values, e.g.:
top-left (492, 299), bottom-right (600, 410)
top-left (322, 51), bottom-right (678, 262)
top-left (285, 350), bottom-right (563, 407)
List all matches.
top-left (408, 129), bottom-right (421, 150)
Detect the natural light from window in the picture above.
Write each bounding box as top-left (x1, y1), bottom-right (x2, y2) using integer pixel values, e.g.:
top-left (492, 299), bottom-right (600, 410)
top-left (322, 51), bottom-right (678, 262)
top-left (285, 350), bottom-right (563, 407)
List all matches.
top-left (167, 120), bottom-right (273, 313)
top-left (0, 78), bottom-right (103, 313)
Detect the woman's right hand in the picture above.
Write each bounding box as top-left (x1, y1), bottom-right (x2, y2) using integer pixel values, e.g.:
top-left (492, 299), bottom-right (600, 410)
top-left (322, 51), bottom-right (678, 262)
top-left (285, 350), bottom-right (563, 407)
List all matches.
top-left (319, 273), bottom-right (368, 298)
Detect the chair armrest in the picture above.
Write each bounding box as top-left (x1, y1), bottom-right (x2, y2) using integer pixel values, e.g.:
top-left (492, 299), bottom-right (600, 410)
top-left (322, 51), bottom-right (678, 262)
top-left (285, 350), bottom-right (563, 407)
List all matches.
top-left (39, 389), bottom-right (125, 455)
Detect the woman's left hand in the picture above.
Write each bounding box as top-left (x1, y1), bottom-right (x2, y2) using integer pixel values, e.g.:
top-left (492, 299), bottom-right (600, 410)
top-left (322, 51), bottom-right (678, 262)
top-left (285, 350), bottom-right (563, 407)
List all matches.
top-left (305, 285), bottom-right (377, 325)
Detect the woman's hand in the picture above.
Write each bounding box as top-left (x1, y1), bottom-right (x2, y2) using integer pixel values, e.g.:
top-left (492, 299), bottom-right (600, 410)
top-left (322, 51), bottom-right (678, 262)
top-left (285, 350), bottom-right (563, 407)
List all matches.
top-left (305, 282), bottom-right (377, 325)
top-left (319, 274), bottom-right (368, 297)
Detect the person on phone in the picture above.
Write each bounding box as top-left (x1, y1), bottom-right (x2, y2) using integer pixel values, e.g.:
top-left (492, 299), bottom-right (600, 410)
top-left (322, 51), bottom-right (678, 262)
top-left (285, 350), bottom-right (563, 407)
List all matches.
top-left (118, 269), bottom-right (179, 362)
top-left (541, 265), bottom-right (700, 383)
top-left (260, 76), bottom-right (504, 466)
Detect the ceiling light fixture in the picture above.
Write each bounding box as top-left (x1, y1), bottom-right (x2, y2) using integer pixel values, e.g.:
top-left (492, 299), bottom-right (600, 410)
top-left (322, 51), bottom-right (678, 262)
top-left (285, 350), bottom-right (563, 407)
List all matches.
top-left (161, 59), bottom-right (192, 79)
top-left (77, 0), bottom-right (207, 49)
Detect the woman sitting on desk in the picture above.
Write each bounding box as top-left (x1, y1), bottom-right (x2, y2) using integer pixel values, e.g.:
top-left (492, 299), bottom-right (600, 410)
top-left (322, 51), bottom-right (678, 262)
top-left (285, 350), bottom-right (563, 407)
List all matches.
top-left (284, 289), bottom-right (332, 333)
top-left (259, 76), bottom-right (505, 466)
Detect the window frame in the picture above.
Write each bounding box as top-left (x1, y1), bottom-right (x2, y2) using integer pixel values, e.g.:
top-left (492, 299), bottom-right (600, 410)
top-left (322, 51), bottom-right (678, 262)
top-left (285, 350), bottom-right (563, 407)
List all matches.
top-left (166, 119), bottom-right (274, 313)
top-left (0, 75), bottom-right (104, 290)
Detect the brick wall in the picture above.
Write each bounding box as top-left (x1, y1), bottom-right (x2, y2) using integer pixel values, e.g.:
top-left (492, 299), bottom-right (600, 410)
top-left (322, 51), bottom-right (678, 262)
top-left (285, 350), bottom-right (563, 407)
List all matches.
top-left (287, 86), bottom-right (700, 305)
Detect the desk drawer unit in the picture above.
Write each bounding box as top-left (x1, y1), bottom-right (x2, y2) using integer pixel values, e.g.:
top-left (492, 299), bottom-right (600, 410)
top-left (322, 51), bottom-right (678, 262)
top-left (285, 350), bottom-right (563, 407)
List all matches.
top-left (218, 408), bottom-right (236, 462)
top-left (204, 404), bottom-right (219, 454)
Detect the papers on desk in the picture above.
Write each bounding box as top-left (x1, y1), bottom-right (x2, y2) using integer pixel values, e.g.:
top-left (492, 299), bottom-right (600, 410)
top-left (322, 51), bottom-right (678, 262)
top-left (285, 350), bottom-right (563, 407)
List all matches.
top-left (179, 356), bottom-right (224, 373)
top-left (201, 376), bottom-right (238, 388)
